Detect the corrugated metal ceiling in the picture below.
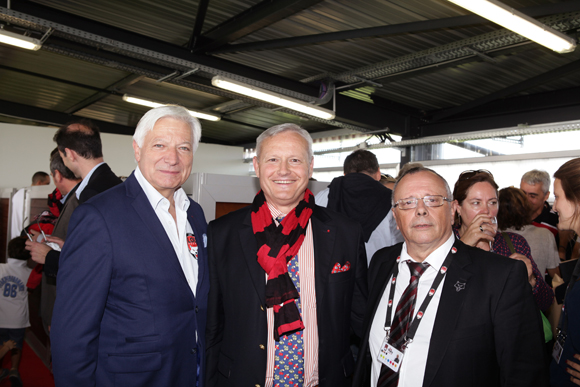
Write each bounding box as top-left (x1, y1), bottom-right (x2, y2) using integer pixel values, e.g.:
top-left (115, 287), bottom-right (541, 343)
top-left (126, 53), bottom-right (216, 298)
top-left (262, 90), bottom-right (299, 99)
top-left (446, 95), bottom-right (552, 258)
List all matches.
top-left (0, 0), bottom-right (578, 145)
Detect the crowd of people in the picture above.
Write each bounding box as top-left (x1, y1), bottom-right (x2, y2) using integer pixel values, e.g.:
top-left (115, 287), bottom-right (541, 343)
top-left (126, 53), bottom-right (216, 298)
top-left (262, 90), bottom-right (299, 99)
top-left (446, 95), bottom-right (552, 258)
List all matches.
top-left (1, 104), bottom-right (579, 387)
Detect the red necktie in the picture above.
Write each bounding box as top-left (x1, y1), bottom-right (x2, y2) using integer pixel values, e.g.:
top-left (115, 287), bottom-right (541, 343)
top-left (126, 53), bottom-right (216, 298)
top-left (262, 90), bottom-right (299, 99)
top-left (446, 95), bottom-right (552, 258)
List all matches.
top-left (377, 261), bottom-right (429, 387)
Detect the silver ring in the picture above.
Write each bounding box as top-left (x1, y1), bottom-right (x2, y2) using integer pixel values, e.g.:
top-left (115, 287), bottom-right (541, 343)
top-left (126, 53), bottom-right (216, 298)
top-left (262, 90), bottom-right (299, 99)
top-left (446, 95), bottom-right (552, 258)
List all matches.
top-left (479, 225), bottom-right (484, 232)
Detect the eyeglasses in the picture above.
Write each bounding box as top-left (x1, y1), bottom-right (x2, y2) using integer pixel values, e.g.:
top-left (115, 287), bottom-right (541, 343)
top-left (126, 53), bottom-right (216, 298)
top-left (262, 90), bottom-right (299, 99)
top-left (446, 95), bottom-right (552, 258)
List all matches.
top-left (458, 169), bottom-right (493, 181)
top-left (394, 195), bottom-right (451, 210)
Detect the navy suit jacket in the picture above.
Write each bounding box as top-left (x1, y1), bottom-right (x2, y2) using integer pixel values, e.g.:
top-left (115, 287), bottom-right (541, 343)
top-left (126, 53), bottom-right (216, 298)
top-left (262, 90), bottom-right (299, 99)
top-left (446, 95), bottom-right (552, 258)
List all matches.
top-left (352, 239), bottom-right (547, 387)
top-left (51, 172), bottom-right (209, 387)
top-left (206, 205), bottom-right (368, 387)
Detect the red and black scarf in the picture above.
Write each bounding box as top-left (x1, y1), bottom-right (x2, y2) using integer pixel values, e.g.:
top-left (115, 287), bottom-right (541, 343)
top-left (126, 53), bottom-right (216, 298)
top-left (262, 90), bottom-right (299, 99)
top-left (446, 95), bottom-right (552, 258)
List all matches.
top-left (251, 189), bottom-right (315, 340)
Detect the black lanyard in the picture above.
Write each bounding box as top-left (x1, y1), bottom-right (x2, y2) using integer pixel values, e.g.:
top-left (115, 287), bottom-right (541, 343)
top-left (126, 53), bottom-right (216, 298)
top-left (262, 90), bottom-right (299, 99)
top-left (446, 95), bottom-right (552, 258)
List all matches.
top-left (557, 258), bottom-right (580, 336)
top-left (384, 247), bottom-right (456, 348)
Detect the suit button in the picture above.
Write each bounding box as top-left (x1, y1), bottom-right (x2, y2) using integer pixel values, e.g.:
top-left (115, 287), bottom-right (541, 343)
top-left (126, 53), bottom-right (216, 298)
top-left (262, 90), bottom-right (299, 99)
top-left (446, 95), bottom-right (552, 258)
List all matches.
top-left (196, 306), bottom-right (199, 313)
top-left (255, 385), bottom-right (261, 387)
top-left (259, 344), bottom-right (265, 350)
top-left (260, 305), bottom-right (264, 311)
top-left (191, 348), bottom-right (197, 354)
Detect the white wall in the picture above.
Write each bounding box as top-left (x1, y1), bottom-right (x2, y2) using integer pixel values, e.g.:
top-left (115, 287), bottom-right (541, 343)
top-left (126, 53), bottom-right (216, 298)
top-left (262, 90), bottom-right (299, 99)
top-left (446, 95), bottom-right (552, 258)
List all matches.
top-left (0, 123), bottom-right (248, 191)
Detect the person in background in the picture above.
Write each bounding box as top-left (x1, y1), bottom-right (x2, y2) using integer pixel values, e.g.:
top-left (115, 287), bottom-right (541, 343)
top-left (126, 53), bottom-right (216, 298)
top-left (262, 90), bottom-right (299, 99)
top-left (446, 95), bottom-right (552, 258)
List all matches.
top-left (10, 171), bottom-right (50, 239)
top-left (521, 169), bottom-right (578, 261)
top-left (316, 149), bottom-right (403, 264)
top-left (25, 119), bottom-right (122, 277)
top-left (353, 166), bottom-right (545, 387)
top-left (452, 170), bottom-right (554, 312)
top-left (550, 158), bottom-right (580, 386)
top-left (380, 174), bottom-right (396, 190)
top-left (0, 237), bottom-right (33, 387)
top-left (498, 187), bottom-right (561, 280)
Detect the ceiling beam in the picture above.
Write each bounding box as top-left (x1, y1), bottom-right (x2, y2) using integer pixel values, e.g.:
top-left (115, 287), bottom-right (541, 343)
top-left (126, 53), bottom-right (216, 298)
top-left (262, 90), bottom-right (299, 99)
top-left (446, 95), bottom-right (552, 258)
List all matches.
top-left (430, 58), bottom-right (580, 122)
top-left (415, 101), bottom-right (580, 137)
top-left (187, 0), bottom-right (211, 50)
top-left (196, 0), bottom-right (325, 53)
top-left (0, 99), bottom-right (135, 135)
top-left (64, 74), bottom-right (145, 114)
top-left (209, 0), bottom-right (580, 54)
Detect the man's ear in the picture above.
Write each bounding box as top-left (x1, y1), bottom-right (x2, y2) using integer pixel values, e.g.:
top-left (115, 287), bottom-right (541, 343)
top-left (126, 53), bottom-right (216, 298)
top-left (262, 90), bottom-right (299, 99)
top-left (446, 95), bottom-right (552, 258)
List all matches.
top-left (53, 170), bottom-right (62, 184)
top-left (132, 140), bottom-right (141, 163)
top-left (253, 156), bottom-right (260, 178)
top-left (64, 148), bottom-right (77, 162)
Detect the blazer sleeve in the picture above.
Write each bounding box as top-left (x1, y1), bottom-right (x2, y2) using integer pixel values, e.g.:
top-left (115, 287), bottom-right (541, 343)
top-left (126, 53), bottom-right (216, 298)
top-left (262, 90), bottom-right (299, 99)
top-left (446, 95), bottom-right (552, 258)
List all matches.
top-left (50, 203), bottom-right (113, 387)
top-left (494, 259), bottom-right (547, 386)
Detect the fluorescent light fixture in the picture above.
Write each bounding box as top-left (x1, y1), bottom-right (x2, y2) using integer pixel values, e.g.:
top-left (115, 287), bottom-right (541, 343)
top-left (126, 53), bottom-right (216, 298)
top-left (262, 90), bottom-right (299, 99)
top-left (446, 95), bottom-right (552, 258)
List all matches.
top-left (122, 94), bottom-right (221, 122)
top-left (448, 0), bottom-right (576, 53)
top-left (0, 29), bottom-right (42, 51)
top-left (211, 76), bottom-right (336, 120)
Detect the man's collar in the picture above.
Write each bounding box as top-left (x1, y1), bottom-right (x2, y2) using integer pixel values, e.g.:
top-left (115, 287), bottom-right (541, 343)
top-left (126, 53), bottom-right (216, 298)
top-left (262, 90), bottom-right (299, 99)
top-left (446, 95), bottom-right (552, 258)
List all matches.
top-left (76, 162), bottom-right (105, 199)
top-left (400, 233), bottom-right (455, 271)
top-left (134, 166), bottom-right (189, 211)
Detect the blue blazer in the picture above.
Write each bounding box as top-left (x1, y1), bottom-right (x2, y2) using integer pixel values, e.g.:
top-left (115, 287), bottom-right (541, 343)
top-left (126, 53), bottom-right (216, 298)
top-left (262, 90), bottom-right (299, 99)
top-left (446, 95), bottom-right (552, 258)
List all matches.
top-left (51, 172), bottom-right (209, 387)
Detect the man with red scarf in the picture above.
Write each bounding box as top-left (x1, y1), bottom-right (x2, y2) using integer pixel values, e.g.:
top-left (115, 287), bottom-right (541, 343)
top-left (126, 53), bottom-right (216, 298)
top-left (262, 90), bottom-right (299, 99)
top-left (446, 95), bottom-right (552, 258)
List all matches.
top-left (206, 123), bottom-right (368, 387)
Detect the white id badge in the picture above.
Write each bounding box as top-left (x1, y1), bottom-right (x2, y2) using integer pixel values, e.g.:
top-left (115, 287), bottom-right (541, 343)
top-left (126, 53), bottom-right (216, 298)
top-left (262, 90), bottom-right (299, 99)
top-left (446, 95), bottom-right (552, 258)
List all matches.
top-left (377, 337), bottom-right (404, 372)
top-left (553, 340), bottom-right (564, 364)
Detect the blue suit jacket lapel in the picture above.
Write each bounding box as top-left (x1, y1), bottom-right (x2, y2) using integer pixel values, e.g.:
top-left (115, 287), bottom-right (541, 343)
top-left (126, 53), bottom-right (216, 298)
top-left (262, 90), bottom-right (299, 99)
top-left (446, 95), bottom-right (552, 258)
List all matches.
top-left (186, 201), bottom-right (207, 297)
top-left (422, 240), bottom-right (473, 387)
top-left (126, 173), bottom-right (194, 299)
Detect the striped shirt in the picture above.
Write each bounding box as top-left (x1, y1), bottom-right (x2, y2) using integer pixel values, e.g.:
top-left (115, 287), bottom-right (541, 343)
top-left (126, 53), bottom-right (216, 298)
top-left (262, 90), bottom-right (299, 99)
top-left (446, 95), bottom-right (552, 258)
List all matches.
top-left (265, 203), bottom-right (319, 387)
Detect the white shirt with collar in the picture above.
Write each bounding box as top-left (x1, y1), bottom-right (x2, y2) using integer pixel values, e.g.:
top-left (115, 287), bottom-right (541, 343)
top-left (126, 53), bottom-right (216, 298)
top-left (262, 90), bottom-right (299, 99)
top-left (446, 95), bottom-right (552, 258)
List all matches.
top-left (76, 162), bottom-right (105, 200)
top-left (134, 167), bottom-right (198, 296)
top-left (369, 232), bottom-right (455, 386)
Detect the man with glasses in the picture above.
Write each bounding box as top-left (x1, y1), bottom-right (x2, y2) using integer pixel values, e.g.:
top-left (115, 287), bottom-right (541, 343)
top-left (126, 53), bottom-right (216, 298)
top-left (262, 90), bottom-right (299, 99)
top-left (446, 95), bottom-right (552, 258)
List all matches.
top-left (353, 166), bottom-right (546, 387)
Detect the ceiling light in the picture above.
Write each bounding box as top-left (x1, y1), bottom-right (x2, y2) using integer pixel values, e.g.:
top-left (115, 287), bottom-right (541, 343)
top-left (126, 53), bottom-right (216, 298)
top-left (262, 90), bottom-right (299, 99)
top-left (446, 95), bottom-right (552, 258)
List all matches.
top-left (122, 95), bottom-right (221, 121)
top-left (448, 0), bottom-right (576, 53)
top-left (0, 29), bottom-right (42, 51)
top-left (211, 76), bottom-right (336, 120)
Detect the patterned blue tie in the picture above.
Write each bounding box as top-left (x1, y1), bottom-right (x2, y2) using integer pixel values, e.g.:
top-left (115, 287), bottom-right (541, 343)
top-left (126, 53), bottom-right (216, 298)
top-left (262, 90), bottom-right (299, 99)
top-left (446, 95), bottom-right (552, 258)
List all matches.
top-left (274, 216), bottom-right (304, 386)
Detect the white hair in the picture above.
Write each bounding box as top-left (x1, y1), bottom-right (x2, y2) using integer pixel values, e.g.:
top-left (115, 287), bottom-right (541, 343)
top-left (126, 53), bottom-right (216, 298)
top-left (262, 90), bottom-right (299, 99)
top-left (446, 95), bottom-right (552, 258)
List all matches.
top-left (255, 123), bottom-right (313, 161)
top-left (133, 105), bottom-right (202, 153)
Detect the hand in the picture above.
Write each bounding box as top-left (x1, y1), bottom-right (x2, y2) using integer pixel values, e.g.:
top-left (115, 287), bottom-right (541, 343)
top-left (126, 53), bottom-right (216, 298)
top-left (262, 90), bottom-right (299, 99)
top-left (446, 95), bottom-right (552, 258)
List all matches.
top-left (46, 236), bottom-right (65, 249)
top-left (459, 213), bottom-right (496, 250)
top-left (567, 353), bottom-right (580, 385)
top-left (509, 253), bottom-right (536, 288)
top-left (25, 240), bottom-right (53, 264)
top-left (3, 340), bottom-right (16, 350)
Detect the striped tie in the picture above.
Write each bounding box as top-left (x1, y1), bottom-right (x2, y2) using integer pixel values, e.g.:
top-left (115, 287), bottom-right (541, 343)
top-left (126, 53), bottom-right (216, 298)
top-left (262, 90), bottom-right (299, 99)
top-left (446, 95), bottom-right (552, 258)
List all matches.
top-left (377, 261), bottom-right (429, 387)
top-left (274, 215), bottom-right (304, 387)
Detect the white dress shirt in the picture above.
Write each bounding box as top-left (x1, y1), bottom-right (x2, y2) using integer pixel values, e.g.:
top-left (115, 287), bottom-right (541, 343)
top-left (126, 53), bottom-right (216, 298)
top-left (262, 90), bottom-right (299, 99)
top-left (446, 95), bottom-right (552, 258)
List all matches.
top-left (369, 233), bottom-right (455, 386)
top-left (134, 167), bottom-right (198, 296)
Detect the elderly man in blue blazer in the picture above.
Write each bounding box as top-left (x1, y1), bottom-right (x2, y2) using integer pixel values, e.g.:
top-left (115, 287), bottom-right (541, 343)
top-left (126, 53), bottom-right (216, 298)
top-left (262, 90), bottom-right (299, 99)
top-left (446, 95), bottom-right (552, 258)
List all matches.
top-left (51, 105), bottom-right (209, 386)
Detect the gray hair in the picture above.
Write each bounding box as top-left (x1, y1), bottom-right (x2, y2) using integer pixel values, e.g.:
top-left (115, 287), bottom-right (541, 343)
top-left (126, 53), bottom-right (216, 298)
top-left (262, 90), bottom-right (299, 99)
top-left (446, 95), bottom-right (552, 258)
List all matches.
top-left (255, 123), bottom-right (313, 161)
top-left (392, 166), bottom-right (453, 206)
top-left (133, 105), bottom-right (202, 153)
top-left (521, 169), bottom-right (550, 194)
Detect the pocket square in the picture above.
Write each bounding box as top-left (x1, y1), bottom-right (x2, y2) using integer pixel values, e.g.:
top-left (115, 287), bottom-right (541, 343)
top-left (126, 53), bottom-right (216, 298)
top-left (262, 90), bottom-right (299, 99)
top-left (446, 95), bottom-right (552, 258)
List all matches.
top-left (331, 261), bottom-right (351, 274)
